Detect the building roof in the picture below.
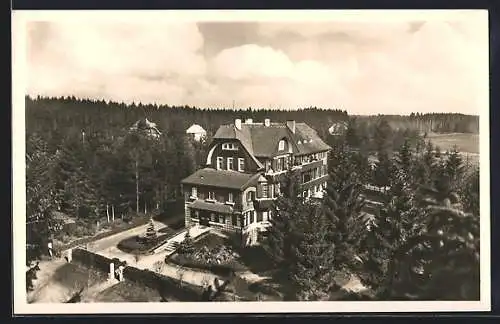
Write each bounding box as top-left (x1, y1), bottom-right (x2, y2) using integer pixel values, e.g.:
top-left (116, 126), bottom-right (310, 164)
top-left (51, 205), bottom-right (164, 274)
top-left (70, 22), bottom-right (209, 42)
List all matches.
top-left (188, 200), bottom-right (235, 214)
top-left (181, 168), bottom-right (261, 190)
top-left (213, 121), bottom-right (331, 158)
top-left (129, 118), bottom-right (162, 136)
top-left (186, 124), bottom-right (206, 134)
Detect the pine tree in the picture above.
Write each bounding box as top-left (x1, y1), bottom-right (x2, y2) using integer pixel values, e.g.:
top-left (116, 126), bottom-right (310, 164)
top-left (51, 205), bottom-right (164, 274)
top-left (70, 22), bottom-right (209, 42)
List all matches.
top-left (373, 150), bottom-right (393, 188)
top-left (392, 138), bottom-right (413, 187)
top-left (144, 217), bottom-right (157, 242)
top-left (443, 146), bottom-right (466, 189)
top-left (265, 169), bottom-right (305, 295)
top-left (357, 177), bottom-right (423, 297)
top-left (461, 168), bottom-right (479, 216)
top-left (323, 182), bottom-right (366, 273)
top-left (292, 206), bottom-right (336, 301)
top-left (26, 134), bottom-right (62, 261)
top-left (379, 164), bottom-right (479, 300)
top-left (178, 230), bottom-right (195, 255)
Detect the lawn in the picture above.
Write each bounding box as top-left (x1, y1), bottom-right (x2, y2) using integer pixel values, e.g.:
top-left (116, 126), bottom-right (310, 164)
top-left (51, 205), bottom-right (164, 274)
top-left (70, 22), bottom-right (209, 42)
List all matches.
top-left (426, 133), bottom-right (479, 154)
top-left (52, 262), bottom-right (107, 291)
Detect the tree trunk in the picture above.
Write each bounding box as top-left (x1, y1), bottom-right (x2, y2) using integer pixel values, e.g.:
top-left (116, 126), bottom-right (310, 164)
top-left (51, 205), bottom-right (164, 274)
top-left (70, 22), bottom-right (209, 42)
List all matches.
top-left (106, 204), bottom-right (110, 223)
top-left (135, 159), bottom-right (139, 215)
top-left (112, 205), bottom-right (115, 222)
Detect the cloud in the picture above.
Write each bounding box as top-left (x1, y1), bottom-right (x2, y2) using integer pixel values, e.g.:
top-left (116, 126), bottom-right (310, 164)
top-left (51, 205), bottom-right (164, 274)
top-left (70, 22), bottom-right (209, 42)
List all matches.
top-left (24, 14), bottom-right (487, 115)
top-left (27, 21), bottom-right (205, 104)
top-left (212, 44), bottom-right (294, 80)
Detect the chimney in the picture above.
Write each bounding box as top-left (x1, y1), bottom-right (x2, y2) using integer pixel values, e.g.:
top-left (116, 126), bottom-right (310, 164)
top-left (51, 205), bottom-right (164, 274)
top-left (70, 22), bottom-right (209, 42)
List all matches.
top-left (235, 119), bottom-right (242, 130)
top-left (286, 120), bottom-right (296, 134)
top-left (245, 118), bottom-right (253, 124)
top-left (264, 118), bottom-right (271, 127)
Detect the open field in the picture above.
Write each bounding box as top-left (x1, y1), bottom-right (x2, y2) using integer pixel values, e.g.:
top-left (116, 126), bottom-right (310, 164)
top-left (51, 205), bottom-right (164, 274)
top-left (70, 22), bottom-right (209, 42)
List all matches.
top-left (426, 133), bottom-right (479, 154)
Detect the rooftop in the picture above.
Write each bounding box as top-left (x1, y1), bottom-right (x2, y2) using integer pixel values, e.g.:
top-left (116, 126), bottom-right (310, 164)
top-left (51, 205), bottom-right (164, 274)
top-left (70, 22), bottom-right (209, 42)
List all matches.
top-left (181, 168), bottom-right (260, 190)
top-left (213, 120), bottom-right (331, 158)
top-left (186, 124), bottom-right (206, 134)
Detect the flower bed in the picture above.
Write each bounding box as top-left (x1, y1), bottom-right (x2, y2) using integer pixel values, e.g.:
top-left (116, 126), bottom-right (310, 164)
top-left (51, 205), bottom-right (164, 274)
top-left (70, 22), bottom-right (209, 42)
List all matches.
top-left (117, 233), bottom-right (172, 255)
top-left (167, 233), bottom-right (246, 276)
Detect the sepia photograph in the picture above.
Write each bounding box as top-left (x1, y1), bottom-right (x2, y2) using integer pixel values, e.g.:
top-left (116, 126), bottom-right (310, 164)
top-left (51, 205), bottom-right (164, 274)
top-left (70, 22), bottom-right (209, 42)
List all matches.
top-left (12, 9), bottom-right (490, 314)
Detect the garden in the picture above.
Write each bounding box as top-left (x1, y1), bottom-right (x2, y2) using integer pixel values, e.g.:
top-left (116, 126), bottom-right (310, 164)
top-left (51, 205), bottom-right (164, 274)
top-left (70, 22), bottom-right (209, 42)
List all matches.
top-left (116, 218), bottom-right (175, 255)
top-left (167, 231), bottom-right (276, 276)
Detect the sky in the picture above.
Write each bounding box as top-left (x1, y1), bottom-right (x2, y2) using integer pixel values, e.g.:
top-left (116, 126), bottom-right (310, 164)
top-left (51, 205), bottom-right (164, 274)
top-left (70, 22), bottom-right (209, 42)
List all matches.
top-left (23, 10), bottom-right (488, 115)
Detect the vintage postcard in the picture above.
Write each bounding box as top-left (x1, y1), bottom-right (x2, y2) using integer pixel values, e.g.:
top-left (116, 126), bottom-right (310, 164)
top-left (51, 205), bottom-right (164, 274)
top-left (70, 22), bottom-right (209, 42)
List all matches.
top-left (12, 9), bottom-right (490, 314)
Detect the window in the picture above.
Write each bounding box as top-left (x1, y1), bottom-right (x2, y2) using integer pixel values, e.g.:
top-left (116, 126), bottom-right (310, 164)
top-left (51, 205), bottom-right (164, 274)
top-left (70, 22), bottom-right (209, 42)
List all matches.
top-left (227, 157), bottom-right (234, 170)
top-left (210, 213), bottom-right (216, 222)
top-left (222, 143), bottom-right (238, 150)
top-left (193, 210), bottom-right (199, 219)
top-left (303, 173), bottom-right (311, 183)
top-left (303, 191), bottom-right (307, 198)
top-left (191, 187), bottom-right (197, 198)
top-left (228, 192), bottom-right (234, 203)
top-left (208, 191), bottom-right (215, 200)
top-left (217, 157), bottom-right (223, 170)
top-left (261, 183), bottom-right (269, 198)
top-left (246, 191), bottom-right (255, 202)
top-left (219, 214), bottom-right (225, 224)
top-left (238, 158), bottom-right (245, 172)
top-left (278, 139), bottom-right (285, 151)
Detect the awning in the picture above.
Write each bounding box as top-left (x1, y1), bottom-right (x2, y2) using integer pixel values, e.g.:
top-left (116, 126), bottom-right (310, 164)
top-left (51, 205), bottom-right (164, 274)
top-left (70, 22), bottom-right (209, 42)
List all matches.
top-left (189, 200), bottom-right (235, 214)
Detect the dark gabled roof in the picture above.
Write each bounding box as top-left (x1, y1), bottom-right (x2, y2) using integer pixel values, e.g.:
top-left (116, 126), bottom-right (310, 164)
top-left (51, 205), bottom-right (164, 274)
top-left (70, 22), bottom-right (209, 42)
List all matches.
top-left (181, 168), bottom-right (261, 190)
top-left (213, 122), bottom-right (331, 158)
top-left (294, 123), bottom-right (331, 155)
top-left (188, 200), bottom-right (235, 214)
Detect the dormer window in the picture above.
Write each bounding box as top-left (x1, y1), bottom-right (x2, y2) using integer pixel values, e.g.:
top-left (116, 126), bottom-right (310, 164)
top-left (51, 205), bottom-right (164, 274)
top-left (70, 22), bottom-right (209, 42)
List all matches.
top-left (191, 187), bottom-right (197, 198)
top-left (222, 143), bottom-right (238, 151)
top-left (217, 157), bottom-right (223, 170)
top-left (278, 139), bottom-right (285, 151)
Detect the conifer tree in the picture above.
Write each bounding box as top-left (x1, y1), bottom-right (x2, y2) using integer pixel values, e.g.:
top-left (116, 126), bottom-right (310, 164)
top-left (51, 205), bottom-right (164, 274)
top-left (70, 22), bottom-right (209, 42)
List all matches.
top-left (323, 182), bottom-right (366, 273)
top-left (144, 217), bottom-right (157, 242)
top-left (292, 205), bottom-right (336, 301)
top-left (266, 170), bottom-right (305, 285)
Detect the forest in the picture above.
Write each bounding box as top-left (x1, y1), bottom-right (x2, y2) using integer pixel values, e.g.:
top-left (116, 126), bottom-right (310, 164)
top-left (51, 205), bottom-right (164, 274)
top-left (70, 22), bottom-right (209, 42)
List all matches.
top-left (25, 96), bottom-right (480, 300)
top-left (266, 125), bottom-right (480, 300)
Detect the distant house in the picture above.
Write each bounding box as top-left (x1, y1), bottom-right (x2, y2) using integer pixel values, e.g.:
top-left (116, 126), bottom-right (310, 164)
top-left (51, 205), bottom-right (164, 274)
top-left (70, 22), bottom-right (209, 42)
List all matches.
top-left (186, 124), bottom-right (207, 142)
top-left (181, 118), bottom-right (331, 246)
top-left (328, 121), bottom-right (348, 136)
top-left (129, 118), bottom-right (162, 139)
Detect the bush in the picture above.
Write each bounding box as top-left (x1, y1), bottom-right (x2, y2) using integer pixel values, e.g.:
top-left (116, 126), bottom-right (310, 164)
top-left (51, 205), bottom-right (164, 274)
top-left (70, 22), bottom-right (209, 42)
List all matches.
top-left (117, 236), bottom-right (157, 254)
top-left (168, 253), bottom-right (235, 277)
top-left (117, 233), bottom-right (170, 255)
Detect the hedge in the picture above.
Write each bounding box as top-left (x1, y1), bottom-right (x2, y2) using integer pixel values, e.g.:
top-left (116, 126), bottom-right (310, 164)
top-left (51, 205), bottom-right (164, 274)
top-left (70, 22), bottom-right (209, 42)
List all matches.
top-left (71, 248), bottom-right (204, 301)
